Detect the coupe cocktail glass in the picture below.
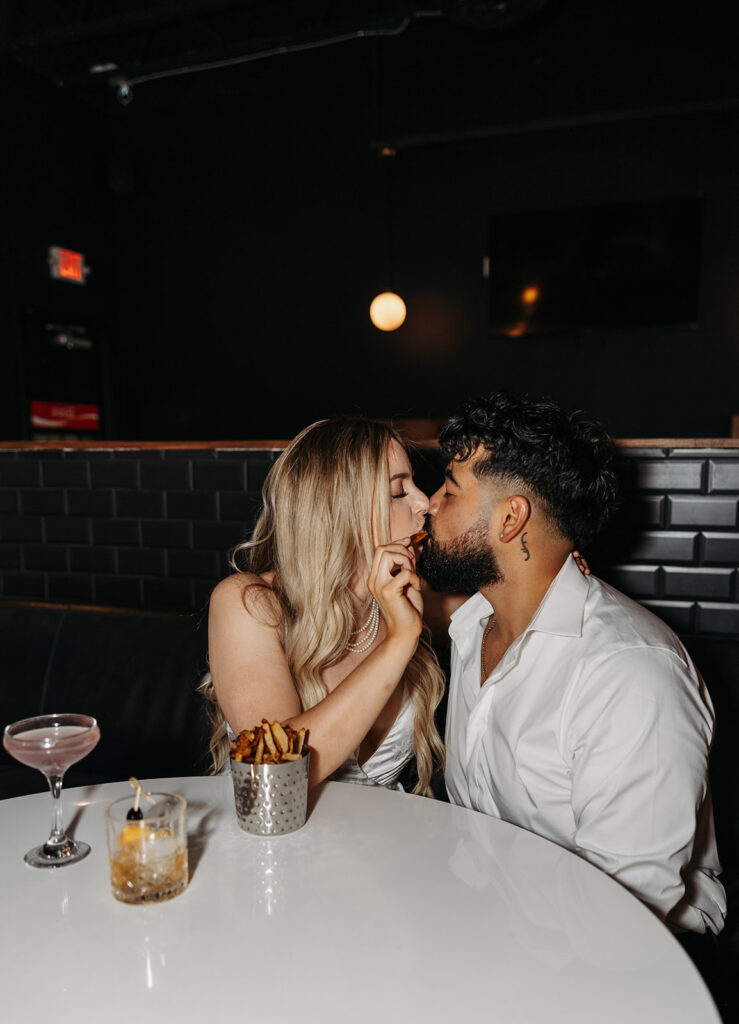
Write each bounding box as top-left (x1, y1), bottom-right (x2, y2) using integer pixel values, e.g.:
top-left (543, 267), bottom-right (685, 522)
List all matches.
top-left (3, 713), bottom-right (101, 868)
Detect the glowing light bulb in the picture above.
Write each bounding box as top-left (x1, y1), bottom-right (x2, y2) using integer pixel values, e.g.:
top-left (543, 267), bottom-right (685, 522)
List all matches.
top-left (369, 292), bottom-right (406, 331)
top-left (521, 286), bottom-right (539, 305)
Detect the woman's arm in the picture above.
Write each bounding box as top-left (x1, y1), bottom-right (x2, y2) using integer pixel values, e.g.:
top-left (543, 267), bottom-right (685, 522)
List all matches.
top-left (208, 543), bottom-right (423, 788)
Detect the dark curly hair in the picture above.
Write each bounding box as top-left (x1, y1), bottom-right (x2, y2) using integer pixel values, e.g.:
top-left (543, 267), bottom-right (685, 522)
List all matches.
top-left (439, 393), bottom-right (620, 549)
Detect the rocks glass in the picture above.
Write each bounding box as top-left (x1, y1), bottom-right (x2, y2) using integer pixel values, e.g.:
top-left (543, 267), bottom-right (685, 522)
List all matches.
top-left (104, 792), bottom-right (188, 904)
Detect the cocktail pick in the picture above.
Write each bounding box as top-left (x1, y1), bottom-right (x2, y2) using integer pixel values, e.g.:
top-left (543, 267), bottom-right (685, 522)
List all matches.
top-left (126, 776), bottom-right (155, 820)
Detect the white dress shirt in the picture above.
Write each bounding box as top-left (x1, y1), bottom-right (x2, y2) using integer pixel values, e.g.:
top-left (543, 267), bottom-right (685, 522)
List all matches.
top-left (445, 555), bottom-right (726, 934)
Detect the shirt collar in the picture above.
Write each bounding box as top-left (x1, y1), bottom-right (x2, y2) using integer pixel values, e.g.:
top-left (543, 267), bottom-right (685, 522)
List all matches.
top-left (448, 555), bottom-right (588, 665)
top-left (449, 592), bottom-right (493, 666)
top-left (524, 554), bottom-right (589, 639)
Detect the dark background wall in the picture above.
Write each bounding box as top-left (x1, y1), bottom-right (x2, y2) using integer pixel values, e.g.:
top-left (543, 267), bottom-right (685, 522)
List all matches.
top-left (1, 1), bottom-right (738, 441)
top-left (1, 442), bottom-right (737, 638)
top-left (0, 61), bottom-right (114, 438)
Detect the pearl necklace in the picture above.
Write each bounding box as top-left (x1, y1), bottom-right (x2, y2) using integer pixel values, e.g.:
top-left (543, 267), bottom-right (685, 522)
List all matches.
top-left (480, 615), bottom-right (497, 682)
top-left (346, 598), bottom-right (380, 653)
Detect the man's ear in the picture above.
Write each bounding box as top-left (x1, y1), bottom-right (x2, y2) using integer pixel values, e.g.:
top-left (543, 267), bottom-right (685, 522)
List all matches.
top-left (497, 495), bottom-right (531, 542)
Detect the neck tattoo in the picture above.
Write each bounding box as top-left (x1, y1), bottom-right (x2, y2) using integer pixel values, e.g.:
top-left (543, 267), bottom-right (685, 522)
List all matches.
top-left (521, 531), bottom-right (530, 561)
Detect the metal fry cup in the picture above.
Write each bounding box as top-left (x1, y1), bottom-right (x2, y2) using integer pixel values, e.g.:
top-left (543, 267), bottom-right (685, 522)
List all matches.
top-left (230, 751), bottom-right (310, 836)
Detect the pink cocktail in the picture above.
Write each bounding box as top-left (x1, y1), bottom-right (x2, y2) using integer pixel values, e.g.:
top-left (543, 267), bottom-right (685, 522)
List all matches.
top-left (3, 714), bottom-right (101, 868)
top-left (7, 724), bottom-right (100, 775)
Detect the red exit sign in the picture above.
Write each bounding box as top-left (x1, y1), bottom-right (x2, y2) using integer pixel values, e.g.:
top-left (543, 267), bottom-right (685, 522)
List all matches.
top-left (48, 246), bottom-right (90, 285)
top-left (31, 401), bottom-right (100, 431)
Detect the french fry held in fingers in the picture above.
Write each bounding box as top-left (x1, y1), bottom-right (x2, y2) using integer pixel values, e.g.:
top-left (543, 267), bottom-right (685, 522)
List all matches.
top-left (230, 721), bottom-right (310, 765)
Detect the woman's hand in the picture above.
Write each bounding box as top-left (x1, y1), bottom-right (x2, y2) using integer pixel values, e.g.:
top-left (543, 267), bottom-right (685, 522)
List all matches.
top-left (572, 550), bottom-right (590, 576)
top-left (367, 539), bottom-right (424, 644)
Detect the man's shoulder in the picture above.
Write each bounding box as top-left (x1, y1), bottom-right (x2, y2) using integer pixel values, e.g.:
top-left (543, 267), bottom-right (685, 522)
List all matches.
top-left (566, 577), bottom-right (712, 738)
top-left (582, 574), bottom-right (689, 664)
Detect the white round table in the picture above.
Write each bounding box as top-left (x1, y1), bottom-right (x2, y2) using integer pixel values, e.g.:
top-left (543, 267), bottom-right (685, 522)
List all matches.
top-left (0, 776), bottom-right (720, 1023)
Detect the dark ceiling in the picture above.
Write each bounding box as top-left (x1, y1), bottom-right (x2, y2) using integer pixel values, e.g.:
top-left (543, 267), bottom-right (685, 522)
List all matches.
top-left (1, 1), bottom-right (554, 105)
top-left (1, 0), bottom-right (736, 132)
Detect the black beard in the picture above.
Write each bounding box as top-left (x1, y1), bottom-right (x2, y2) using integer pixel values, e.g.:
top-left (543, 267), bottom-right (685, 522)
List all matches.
top-left (419, 519), bottom-right (503, 593)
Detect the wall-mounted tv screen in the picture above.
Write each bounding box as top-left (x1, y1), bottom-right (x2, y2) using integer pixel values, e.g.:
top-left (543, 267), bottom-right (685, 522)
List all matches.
top-left (488, 198), bottom-right (702, 337)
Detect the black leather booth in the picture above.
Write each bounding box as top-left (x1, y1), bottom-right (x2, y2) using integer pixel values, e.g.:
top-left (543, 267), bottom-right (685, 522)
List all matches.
top-left (0, 599), bottom-right (210, 800)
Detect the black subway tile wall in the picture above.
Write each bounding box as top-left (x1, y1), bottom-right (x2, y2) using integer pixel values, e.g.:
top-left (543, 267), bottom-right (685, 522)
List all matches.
top-left (633, 460), bottom-right (704, 492)
top-left (0, 444), bottom-right (737, 637)
top-left (625, 530), bottom-right (698, 563)
top-left (708, 460), bottom-right (739, 492)
top-left (667, 496), bottom-right (737, 527)
top-left (702, 532), bottom-right (739, 565)
top-left (0, 447), bottom-right (280, 614)
top-left (599, 447), bottom-right (739, 637)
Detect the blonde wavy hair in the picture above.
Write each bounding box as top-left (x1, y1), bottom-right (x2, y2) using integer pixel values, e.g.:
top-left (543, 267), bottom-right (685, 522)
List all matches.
top-left (197, 418), bottom-right (445, 796)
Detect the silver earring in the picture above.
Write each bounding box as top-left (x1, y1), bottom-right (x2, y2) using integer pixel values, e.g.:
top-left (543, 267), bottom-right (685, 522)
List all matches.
top-left (499, 532), bottom-right (504, 539)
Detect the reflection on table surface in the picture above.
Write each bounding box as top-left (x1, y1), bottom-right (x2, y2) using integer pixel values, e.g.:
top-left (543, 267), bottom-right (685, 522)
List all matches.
top-left (0, 776), bottom-right (720, 1024)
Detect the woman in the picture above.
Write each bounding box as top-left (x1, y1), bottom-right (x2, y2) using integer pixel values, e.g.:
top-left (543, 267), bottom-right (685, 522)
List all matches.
top-left (199, 418), bottom-right (446, 796)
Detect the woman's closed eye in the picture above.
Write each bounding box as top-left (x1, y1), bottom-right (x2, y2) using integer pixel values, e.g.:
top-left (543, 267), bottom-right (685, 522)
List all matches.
top-left (392, 490), bottom-right (408, 499)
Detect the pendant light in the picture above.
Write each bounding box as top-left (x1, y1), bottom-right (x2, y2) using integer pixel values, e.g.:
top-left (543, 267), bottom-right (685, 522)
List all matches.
top-left (369, 290), bottom-right (406, 331)
top-left (369, 111), bottom-right (406, 331)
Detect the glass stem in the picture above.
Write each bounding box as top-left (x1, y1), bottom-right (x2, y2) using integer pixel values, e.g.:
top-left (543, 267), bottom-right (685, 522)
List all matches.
top-left (46, 774), bottom-right (69, 847)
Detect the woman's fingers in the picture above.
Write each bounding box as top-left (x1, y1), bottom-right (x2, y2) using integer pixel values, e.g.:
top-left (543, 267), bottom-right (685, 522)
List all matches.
top-left (572, 550), bottom-right (591, 576)
top-left (369, 543), bottom-right (415, 587)
top-left (368, 543), bottom-right (424, 640)
top-left (382, 567), bottom-right (424, 617)
top-left (378, 566), bottom-right (420, 597)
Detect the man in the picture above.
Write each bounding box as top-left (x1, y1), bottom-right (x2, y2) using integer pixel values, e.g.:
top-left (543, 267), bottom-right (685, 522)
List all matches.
top-left (419, 392), bottom-right (725, 939)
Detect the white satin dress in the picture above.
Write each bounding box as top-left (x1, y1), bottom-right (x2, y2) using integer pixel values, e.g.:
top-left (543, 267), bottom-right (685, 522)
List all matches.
top-left (328, 697), bottom-right (415, 790)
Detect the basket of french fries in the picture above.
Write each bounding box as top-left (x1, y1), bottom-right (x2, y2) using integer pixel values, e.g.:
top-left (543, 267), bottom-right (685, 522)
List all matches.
top-left (229, 720), bottom-right (310, 836)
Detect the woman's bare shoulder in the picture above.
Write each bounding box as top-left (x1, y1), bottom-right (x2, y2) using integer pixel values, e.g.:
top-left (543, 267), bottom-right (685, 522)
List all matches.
top-left (210, 571), bottom-right (282, 626)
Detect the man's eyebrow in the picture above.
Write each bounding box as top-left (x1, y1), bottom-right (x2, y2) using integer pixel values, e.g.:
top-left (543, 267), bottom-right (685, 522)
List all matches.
top-left (444, 467), bottom-right (460, 487)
